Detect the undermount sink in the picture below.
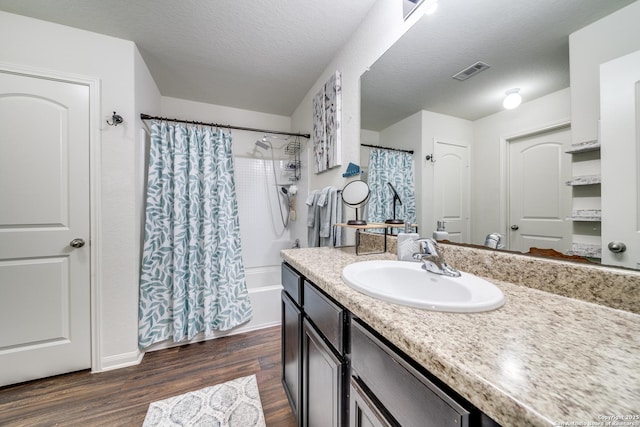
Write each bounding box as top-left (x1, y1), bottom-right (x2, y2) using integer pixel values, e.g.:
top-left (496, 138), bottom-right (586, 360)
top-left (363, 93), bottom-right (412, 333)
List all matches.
top-left (341, 260), bottom-right (505, 313)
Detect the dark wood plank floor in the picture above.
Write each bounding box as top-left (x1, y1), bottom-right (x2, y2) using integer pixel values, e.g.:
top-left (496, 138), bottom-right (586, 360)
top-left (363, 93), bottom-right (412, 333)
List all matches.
top-left (0, 325), bottom-right (297, 427)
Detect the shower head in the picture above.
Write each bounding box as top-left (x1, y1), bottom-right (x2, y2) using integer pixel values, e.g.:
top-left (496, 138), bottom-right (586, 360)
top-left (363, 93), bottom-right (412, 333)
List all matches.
top-left (255, 139), bottom-right (271, 150)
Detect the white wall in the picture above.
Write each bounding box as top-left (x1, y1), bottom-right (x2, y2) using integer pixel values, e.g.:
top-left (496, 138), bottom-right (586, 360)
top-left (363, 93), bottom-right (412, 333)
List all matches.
top-left (290, 0), bottom-right (425, 240)
top-left (569, 1), bottom-right (640, 145)
top-left (471, 88), bottom-right (571, 245)
top-left (0, 11), bottom-right (161, 370)
top-left (359, 129), bottom-right (381, 173)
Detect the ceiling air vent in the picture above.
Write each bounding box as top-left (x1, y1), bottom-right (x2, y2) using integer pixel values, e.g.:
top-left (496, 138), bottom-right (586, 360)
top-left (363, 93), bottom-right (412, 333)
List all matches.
top-left (452, 61), bottom-right (490, 81)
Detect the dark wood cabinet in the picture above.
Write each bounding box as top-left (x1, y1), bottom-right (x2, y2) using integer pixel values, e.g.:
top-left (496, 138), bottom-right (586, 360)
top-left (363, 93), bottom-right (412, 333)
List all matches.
top-left (281, 262), bottom-right (500, 427)
top-left (302, 319), bottom-right (345, 427)
top-left (351, 319), bottom-right (470, 427)
top-left (282, 263), bottom-right (347, 427)
top-left (349, 377), bottom-right (394, 427)
top-left (281, 290), bottom-right (302, 424)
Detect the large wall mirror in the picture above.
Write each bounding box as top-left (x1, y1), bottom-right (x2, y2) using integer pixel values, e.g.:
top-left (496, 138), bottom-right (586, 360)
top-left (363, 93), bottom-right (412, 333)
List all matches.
top-left (360, 0), bottom-right (639, 269)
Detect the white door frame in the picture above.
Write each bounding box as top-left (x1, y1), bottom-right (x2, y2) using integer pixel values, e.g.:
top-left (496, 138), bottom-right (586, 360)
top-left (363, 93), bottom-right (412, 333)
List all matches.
top-left (0, 62), bottom-right (103, 373)
top-left (499, 119), bottom-right (571, 249)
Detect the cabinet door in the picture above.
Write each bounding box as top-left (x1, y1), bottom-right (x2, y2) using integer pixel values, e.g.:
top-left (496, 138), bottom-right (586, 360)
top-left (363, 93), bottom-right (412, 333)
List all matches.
top-left (282, 291), bottom-right (302, 425)
top-left (351, 320), bottom-right (470, 427)
top-left (350, 377), bottom-right (394, 427)
top-left (302, 319), bottom-right (345, 427)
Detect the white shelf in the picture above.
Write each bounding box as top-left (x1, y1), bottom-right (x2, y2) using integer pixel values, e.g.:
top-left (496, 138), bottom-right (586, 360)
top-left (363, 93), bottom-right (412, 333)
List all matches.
top-left (565, 175), bottom-right (601, 186)
top-left (565, 140), bottom-right (600, 154)
top-left (567, 243), bottom-right (602, 259)
top-left (566, 209), bottom-right (601, 221)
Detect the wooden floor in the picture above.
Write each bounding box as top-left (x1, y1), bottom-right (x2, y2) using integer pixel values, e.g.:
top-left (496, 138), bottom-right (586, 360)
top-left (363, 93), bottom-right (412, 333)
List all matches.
top-left (0, 325), bottom-right (297, 427)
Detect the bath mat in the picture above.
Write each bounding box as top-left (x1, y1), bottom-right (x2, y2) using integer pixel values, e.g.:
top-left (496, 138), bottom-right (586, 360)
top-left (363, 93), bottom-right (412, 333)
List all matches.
top-left (142, 374), bottom-right (266, 427)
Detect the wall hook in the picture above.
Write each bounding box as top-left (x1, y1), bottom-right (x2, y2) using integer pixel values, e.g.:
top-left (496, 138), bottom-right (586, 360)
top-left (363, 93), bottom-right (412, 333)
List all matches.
top-left (107, 111), bottom-right (124, 126)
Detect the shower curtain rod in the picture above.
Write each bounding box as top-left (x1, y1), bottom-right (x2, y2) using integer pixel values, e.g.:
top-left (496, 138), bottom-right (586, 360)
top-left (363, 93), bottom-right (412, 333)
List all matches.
top-left (360, 143), bottom-right (414, 154)
top-left (140, 113), bottom-right (310, 139)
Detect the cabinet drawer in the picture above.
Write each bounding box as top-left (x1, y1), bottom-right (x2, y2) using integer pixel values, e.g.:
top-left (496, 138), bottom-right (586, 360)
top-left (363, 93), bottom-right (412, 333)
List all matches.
top-left (351, 320), bottom-right (470, 427)
top-left (303, 280), bottom-right (345, 355)
top-left (282, 263), bottom-right (303, 306)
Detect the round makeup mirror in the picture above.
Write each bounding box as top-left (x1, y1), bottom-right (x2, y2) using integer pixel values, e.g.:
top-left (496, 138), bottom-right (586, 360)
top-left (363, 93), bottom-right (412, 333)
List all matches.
top-left (342, 180), bottom-right (370, 225)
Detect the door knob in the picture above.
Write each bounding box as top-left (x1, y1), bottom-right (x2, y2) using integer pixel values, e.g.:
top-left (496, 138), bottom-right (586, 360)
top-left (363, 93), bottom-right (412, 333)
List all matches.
top-left (69, 238), bottom-right (86, 248)
top-left (510, 225), bottom-right (519, 231)
top-left (607, 241), bottom-right (627, 253)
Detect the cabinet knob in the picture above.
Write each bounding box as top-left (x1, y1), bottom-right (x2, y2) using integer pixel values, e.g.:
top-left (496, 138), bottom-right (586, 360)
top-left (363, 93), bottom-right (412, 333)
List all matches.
top-left (510, 225), bottom-right (519, 231)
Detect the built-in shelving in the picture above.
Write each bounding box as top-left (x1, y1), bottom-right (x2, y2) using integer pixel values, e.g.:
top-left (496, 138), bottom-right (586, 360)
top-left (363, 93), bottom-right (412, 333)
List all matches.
top-left (566, 209), bottom-right (602, 221)
top-left (565, 174), bottom-right (601, 186)
top-left (566, 139), bottom-right (602, 260)
top-left (565, 139), bottom-right (601, 154)
top-left (567, 243), bottom-right (602, 259)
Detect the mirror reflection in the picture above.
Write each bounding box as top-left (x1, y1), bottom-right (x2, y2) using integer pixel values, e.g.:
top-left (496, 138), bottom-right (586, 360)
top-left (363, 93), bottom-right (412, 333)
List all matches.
top-left (360, 0), bottom-right (639, 270)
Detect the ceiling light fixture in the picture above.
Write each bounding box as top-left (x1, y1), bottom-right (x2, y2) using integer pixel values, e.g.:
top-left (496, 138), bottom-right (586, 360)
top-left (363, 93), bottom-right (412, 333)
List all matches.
top-left (503, 88), bottom-right (522, 110)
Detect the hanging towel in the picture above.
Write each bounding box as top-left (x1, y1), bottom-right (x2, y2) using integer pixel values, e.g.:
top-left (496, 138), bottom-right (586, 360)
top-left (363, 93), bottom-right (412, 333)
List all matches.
top-left (308, 186), bottom-right (344, 248)
top-left (320, 186), bottom-right (343, 247)
top-left (307, 190), bottom-right (321, 247)
top-left (319, 187), bottom-right (333, 238)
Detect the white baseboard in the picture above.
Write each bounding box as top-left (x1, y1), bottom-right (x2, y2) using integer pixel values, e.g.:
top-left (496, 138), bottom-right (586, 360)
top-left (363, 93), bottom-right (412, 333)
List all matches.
top-left (96, 349), bottom-right (144, 372)
top-left (100, 285), bottom-right (284, 365)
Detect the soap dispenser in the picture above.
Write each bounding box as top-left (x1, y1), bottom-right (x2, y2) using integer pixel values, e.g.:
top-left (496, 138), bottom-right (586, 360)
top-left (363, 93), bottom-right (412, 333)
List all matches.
top-left (397, 222), bottom-right (419, 261)
top-left (433, 220), bottom-right (449, 241)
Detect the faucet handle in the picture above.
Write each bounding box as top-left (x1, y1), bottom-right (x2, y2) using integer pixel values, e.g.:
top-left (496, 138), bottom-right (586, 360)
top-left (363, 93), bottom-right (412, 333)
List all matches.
top-left (414, 237), bottom-right (441, 256)
top-left (412, 238), bottom-right (461, 277)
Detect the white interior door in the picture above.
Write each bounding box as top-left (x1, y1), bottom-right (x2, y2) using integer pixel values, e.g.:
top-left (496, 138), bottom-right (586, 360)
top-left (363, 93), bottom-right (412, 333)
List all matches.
top-left (433, 140), bottom-right (469, 242)
top-left (600, 49), bottom-right (640, 269)
top-left (0, 70), bottom-right (91, 386)
top-left (508, 127), bottom-right (572, 253)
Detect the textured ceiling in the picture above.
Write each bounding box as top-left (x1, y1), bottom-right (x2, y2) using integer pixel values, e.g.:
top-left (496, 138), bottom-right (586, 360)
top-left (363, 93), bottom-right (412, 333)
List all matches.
top-left (361, 0), bottom-right (636, 130)
top-left (0, 0), bottom-right (378, 116)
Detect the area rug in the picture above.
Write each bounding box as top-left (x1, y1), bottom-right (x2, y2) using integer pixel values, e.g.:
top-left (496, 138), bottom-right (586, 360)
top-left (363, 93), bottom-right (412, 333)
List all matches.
top-left (142, 374), bottom-right (266, 427)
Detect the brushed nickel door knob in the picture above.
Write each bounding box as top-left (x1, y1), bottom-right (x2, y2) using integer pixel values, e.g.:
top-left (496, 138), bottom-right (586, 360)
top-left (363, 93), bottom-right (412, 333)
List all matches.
top-left (607, 241), bottom-right (627, 253)
top-left (69, 238), bottom-right (85, 248)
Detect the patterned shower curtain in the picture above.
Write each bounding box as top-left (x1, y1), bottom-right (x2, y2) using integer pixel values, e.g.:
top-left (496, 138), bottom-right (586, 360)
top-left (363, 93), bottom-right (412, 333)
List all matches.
top-left (138, 121), bottom-right (253, 348)
top-left (366, 148), bottom-right (417, 225)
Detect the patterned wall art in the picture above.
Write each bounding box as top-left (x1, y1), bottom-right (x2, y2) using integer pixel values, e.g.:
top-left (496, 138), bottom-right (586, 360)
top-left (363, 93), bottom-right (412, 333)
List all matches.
top-left (312, 70), bottom-right (342, 173)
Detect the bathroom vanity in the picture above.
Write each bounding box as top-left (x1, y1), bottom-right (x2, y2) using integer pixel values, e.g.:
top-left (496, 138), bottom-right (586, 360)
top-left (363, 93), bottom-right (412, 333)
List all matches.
top-left (281, 261), bottom-right (497, 426)
top-left (281, 246), bottom-right (640, 427)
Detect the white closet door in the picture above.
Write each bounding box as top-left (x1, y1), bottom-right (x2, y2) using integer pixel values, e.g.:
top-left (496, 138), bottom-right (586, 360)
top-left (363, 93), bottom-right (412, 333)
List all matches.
top-left (600, 49), bottom-right (640, 269)
top-left (433, 140), bottom-right (469, 243)
top-left (0, 70), bottom-right (91, 386)
top-left (508, 127), bottom-right (572, 253)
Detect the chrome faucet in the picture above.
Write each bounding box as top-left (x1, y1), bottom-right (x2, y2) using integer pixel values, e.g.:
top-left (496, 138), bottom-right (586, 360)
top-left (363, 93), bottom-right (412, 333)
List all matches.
top-left (413, 238), bottom-right (461, 277)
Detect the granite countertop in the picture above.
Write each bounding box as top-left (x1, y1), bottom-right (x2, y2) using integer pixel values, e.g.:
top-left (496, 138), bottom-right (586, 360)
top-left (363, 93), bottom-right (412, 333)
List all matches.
top-left (281, 247), bottom-right (640, 427)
